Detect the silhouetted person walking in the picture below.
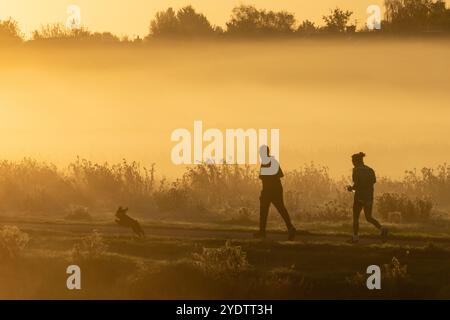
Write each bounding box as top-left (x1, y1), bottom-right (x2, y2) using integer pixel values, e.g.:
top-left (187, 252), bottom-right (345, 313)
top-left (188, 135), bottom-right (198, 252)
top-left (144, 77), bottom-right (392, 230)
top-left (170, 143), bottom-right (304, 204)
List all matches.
top-left (254, 145), bottom-right (296, 240)
top-left (347, 152), bottom-right (387, 243)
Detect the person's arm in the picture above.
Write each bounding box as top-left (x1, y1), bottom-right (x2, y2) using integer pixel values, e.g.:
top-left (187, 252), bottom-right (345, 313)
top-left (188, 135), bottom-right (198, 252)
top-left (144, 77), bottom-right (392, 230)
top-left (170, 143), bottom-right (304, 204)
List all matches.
top-left (347, 168), bottom-right (357, 191)
top-left (278, 166), bottom-right (284, 178)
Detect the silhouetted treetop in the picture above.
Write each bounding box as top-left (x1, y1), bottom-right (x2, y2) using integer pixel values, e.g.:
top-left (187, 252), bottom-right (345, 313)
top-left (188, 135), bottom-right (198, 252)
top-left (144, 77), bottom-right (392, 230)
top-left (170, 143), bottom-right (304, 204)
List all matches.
top-left (149, 7), bottom-right (178, 37)
top-left (149, 6), bottom-right (216, 38)
top-left (384, 0), bottom-right (450, 32)
top-left (297, 20), bottom-right (318, 34)
top-left (177, 6), bottom-right (216, 36)
top-left (2, 2), bottom-right (450, 45)
top-left (226, 5), bottom-right (296, 35)
top-left (322, 8), bottom-right (355, 33)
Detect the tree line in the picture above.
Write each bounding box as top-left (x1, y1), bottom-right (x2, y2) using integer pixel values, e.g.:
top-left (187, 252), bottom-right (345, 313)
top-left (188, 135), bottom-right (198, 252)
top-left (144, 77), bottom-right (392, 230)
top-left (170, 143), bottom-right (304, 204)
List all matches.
top-left (1, 0), bottom-right (450, 44)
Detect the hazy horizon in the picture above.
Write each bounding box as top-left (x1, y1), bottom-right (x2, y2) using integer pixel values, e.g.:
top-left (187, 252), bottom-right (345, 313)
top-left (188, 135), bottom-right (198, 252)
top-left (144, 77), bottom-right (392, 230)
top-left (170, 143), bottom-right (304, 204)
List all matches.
top-left (1, 39), bottom-right (449, 179)
top-left (0, 0), bottom-right (404, 38)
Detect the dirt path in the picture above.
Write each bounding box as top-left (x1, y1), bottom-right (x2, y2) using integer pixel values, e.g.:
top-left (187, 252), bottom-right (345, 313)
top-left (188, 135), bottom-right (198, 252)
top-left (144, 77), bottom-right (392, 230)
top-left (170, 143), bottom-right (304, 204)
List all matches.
top-left (7, 220), bottom-right (450, 248)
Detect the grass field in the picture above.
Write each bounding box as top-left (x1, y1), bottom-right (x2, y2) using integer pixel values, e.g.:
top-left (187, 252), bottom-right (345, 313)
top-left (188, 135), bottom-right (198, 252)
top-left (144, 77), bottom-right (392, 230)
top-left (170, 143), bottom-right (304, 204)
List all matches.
top-left (1, 217), bottom-right (450, 299)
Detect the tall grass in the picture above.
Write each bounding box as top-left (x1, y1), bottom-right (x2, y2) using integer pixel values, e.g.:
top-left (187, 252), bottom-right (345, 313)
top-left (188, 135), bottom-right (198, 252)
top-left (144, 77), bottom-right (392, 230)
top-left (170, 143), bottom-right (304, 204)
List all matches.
top-left (0, 157), bottom-right (448, 220)
top-left (0, 157), bottom-right (155, 215)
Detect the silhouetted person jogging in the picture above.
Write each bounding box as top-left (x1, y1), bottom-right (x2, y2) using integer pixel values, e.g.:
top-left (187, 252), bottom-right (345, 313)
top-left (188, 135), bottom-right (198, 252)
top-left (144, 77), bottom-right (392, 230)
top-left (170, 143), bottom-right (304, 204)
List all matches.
top-left (347, 152), bottom-right (388, 243)
top-left (254, 145), bottom-right (297, 240)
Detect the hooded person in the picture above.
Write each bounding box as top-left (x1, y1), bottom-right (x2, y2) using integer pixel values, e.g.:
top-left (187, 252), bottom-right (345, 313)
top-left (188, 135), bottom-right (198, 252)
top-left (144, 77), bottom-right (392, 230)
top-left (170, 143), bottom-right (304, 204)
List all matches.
top-left (347, 152), bottom-right (388, 243)
top-left (254, 145), bottom-right (297, 240)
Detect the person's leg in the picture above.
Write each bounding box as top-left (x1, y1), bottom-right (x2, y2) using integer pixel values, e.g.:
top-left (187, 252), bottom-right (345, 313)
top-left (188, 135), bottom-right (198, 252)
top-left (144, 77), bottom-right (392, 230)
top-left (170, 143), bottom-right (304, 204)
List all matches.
top-left (272, 192), bottom-right (295, 232)
top-left (363, 201), bottom-right (382, 230)
top-left (258, 193), bottom-right (271, 236)
top-left (353, 200), bottom-right (363, 237)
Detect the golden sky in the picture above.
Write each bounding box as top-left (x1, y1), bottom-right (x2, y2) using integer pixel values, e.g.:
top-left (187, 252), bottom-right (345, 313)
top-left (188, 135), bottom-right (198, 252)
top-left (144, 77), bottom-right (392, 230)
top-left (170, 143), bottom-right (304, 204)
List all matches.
top-left (0, 0), bottom-right (393, 38)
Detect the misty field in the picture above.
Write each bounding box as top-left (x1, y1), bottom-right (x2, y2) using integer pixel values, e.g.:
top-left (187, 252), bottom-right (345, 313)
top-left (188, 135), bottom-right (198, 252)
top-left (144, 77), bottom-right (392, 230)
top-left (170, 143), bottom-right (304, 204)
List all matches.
top-left (0, 39), bottom-right (449, 178)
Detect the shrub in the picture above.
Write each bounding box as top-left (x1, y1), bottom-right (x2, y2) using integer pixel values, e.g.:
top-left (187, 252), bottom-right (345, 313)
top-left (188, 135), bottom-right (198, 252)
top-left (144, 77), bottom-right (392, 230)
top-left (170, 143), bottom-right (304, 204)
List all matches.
top-left (0, 18), bottom-right (23, 43)
top-left (403, 165), bottom-right (450, 207)
top-left (0, 225), bottom-right (29, 260)
top-left (377, 193), bottom-right (433, 221)
top-left (193, 240), bottom-right (250, 279)
top-left (306, 199), bottom-right (351, 221)
top-left (384, 257), bottom-right (408, 281)
top-left (381, 256), bottom-right (413, 295)
top-left (71, 230), bottom-right (108, 261)
top-left (65, 205), bottom-right (92, 221)
top-left (345, 257), bottom-right (412, 298)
